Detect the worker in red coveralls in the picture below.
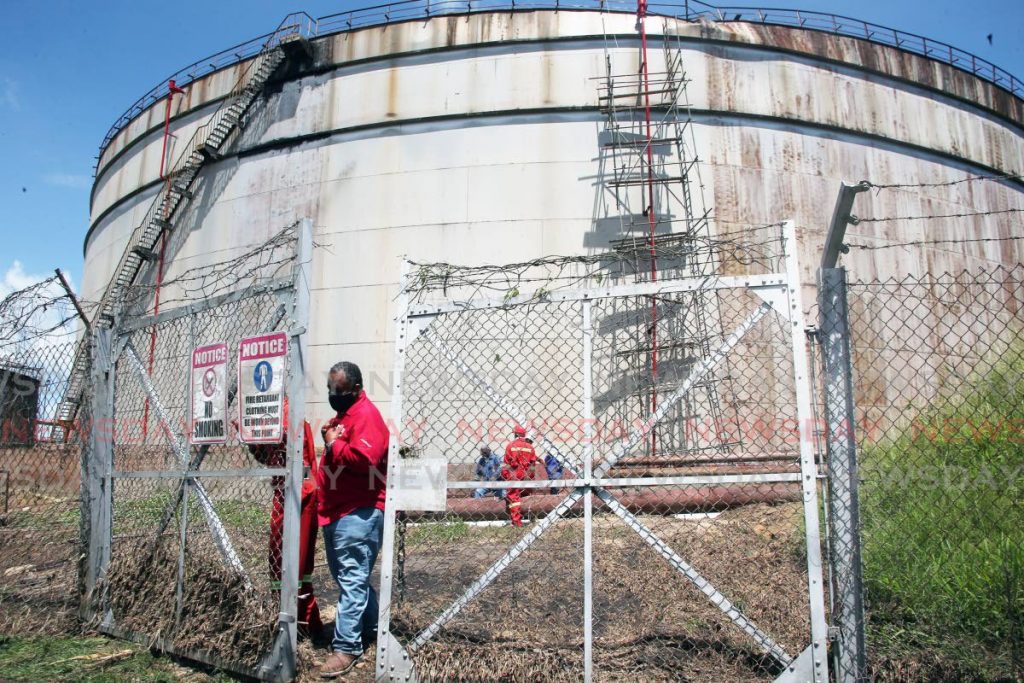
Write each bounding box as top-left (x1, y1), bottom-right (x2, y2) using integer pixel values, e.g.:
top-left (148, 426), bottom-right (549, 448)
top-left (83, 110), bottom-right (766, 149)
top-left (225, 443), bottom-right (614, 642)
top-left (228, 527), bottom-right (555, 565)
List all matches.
top-left (502, 425), bottom-right (543, 527)
top-left (247, 400), bottom-right (323, 638)
top-left (317, 361), bottom-right (389, 679)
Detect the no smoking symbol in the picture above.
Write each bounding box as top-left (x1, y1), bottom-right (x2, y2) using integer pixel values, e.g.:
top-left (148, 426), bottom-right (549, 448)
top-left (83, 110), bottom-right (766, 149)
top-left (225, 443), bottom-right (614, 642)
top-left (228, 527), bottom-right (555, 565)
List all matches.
top-left (202, 368), bottom-right (217, 398)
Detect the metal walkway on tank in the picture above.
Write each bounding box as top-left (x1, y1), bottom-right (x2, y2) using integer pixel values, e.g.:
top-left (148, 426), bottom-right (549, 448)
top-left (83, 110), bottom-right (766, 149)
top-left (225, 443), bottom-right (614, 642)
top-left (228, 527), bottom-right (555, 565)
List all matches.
top-left (55, 15), bottom-right (313, 432)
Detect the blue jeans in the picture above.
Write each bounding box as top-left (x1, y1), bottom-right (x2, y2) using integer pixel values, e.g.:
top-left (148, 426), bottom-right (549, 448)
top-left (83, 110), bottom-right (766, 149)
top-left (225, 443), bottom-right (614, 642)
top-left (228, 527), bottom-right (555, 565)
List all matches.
top-left (322, 507), bottom-right (384, 655)
top-left (472, 487), bottom-right (505, 499)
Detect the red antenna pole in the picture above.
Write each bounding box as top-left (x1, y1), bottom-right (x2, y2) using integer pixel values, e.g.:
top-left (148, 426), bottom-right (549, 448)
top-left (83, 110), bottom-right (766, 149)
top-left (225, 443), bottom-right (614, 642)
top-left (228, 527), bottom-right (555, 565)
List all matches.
top-left (637, 0), bottom-right (659, 458)
top-left (143, 80), bottom-right (185, 442)
top-left (159, 80), bottom-right (186, 181)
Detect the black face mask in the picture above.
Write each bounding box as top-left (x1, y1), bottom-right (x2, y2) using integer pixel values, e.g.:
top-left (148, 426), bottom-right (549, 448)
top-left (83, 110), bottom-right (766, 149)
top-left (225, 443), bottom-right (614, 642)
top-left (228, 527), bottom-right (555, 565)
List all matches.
top-left (328, 390), bottom-right (359, 414)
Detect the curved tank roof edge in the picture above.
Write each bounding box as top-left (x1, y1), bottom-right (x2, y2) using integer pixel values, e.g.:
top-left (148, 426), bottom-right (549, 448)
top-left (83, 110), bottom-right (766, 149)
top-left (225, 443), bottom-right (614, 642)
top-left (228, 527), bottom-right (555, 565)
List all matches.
top-left (93, 2), bottom-right (1023, 168)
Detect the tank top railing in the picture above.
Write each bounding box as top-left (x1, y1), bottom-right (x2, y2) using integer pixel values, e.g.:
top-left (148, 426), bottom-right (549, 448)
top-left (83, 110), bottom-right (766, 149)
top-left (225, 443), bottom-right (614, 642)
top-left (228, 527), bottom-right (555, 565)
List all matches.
top-left (95, 1), bottom-right (1020, 177)
top-left (94, 12), bottom-right (316, 177)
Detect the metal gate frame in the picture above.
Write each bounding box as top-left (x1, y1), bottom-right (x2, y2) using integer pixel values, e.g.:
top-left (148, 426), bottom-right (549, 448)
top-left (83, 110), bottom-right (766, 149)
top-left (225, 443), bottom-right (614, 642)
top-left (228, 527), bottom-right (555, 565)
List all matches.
top-left (376, 221), bottom-right (830, 682)
top-left (83, 220), bottom-right (313, 682)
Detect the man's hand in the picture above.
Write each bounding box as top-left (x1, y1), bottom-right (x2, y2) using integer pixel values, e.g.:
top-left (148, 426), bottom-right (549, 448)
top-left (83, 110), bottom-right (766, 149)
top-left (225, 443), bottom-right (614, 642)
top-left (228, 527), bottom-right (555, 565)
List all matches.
top-left (321, 422), bottom-right (340, 446)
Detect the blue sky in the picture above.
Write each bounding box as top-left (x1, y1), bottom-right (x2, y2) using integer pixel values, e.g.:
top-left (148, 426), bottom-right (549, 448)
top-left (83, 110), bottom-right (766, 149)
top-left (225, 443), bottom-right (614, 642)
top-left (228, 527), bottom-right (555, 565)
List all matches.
top-left (0, 0), bottom-right (1021, 300)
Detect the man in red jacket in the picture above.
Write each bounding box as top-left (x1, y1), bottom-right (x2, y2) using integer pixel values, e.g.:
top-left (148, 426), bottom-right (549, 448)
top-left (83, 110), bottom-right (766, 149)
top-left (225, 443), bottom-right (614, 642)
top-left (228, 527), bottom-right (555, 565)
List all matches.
top-left (502, 424), bottom-right (542, 527)
top-left (248, 403), bottom-right (323, 638)
top-left (317, 361), bottom-right (389, 679)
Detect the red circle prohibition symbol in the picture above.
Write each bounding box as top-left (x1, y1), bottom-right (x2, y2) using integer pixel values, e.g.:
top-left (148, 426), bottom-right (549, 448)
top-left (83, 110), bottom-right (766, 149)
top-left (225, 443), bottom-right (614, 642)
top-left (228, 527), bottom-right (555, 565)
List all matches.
top-left (202, 368), bottom-right (217, 398)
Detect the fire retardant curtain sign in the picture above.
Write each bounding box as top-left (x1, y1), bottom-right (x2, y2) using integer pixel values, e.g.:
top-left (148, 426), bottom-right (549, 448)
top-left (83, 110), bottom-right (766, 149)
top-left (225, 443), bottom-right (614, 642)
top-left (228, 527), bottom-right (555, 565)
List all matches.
top-left (189, 342), bottom-right (228, 445)
top-left (238, 331), bottom-right (287, 444)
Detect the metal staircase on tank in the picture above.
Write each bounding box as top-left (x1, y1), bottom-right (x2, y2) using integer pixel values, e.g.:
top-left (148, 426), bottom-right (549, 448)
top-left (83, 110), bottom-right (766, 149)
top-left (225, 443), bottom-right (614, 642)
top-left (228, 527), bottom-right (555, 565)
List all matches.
top-left (597, 15), bottom-right (739, 462)
top-left (55, 16), bottom-right (313, 436)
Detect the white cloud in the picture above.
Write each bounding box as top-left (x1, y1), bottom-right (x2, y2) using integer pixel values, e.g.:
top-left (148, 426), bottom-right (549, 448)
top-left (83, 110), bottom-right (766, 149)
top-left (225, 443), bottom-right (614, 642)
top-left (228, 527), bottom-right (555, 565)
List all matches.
top-left (0, 260), bottom-right (78, 348)
top-left (0, 260), bottom-right (44, 296)
top-left (43, 173), bottom-right (91, 189)
top-left (1, 260), bottom-right (77, 301)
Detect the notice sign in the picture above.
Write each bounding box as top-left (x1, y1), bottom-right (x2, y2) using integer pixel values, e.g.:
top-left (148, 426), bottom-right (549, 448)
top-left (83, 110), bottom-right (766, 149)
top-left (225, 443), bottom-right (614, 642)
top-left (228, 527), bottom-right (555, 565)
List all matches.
top-left (238, 331), bottom-right (287, 444)
top-left (189, 342), bottom-right (228, 445)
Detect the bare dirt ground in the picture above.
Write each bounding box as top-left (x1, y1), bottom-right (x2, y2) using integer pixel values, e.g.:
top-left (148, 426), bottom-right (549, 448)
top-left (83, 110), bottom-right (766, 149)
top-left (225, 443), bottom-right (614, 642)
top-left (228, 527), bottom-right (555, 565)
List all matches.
top-left (323, 501), bottom-right (810, 683)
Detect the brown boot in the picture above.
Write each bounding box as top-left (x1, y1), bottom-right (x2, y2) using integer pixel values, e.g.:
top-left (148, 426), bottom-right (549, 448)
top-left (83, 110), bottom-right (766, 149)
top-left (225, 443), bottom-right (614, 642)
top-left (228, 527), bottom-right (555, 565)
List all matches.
top-left (320, 651), bottom-right (359, 679)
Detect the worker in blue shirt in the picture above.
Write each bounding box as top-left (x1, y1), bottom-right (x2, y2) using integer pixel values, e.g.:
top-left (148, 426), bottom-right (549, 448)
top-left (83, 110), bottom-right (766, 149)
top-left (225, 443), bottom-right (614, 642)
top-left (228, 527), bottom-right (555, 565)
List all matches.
top-left (472, 446), bottom-right (504, 499)
top-left (544, 452), bottom-right (564, 493)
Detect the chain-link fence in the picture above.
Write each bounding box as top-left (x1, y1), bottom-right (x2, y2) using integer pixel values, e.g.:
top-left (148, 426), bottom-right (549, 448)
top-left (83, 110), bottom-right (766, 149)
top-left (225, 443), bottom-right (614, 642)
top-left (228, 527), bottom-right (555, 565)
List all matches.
top-left (376, 222), bottom-right (832, 682)
top-left (80, 221), bottom-right (313, 681)
top-left (840, 264), bottom-right (1023, 681)
top-left (0, 274), bottom-right (91, 636)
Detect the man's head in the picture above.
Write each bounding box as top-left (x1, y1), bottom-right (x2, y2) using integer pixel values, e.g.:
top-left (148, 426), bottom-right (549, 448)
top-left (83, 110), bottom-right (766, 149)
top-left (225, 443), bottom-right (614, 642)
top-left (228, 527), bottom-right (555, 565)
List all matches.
top-left (327, 361), bottom-right (363, 414)
top-left (480, 446), bottom-right (492, 457)
top-left (513, 425), bottom-right (526, 438)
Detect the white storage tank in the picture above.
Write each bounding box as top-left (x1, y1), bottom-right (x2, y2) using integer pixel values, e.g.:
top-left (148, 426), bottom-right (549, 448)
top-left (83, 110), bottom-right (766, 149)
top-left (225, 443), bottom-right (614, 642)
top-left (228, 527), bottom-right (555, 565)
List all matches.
top-left (83, 4), bottom-right (1024, 417)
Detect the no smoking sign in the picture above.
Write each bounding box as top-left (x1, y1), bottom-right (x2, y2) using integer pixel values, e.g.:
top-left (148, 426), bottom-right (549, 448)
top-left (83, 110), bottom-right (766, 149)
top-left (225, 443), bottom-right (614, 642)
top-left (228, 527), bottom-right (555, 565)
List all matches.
top-left (189, 342), bottom-right (228, 445)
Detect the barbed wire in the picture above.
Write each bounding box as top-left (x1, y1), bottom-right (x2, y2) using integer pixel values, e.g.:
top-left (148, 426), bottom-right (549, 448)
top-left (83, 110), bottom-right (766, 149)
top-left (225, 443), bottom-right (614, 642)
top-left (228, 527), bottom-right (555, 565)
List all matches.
top-left (864, 172), bottom-right (1024, 190)
top-left (858, 208), bottom-right (1024, 222)
top-left (405, 225), bottom-right (787, 305)
top-left (846, 235), bottom-right (1024, 251)
top-left (118, 224), bottom-right (302, 315)
top-left (0, 276), bottom-right (92, 352)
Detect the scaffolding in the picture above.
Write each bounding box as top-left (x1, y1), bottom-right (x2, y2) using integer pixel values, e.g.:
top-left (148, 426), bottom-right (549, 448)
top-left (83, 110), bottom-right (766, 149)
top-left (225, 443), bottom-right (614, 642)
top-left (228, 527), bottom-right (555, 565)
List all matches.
top-left (597, 8), bottom-right (737, 463)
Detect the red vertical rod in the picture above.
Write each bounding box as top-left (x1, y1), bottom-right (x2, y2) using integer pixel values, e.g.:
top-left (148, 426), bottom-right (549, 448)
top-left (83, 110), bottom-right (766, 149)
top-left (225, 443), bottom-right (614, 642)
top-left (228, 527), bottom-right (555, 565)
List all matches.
top-left (159, 80), bottom-right (186, 181)
top-left (638, 0), bottom-right (659, 458)
top-left (141, 234), bottom-right (167, 442)
top-left (143, 80), bottom-right (184, 442)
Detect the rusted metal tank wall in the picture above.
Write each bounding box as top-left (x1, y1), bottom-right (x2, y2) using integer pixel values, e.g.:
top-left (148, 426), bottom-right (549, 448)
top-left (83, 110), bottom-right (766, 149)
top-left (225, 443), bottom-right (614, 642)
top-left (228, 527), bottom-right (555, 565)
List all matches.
top-left (83, 10), bottom-right (1024, 421)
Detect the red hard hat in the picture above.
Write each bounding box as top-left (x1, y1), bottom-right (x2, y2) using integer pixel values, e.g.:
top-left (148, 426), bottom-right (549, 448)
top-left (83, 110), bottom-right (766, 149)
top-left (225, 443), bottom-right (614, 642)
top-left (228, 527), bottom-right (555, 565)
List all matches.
top-left (513, 425), bottom-right (527, 437)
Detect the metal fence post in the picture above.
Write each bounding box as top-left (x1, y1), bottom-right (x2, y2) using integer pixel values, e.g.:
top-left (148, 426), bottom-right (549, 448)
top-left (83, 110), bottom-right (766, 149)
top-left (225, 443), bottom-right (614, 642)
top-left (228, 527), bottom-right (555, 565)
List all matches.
top-left (581, 300), bottom-right (594, 683)
top-left (265, 218), bottom-right (312, 681)
top-left (819, 267), bottom-right (867, 682)
top-left (82, 328), bottom-right (114, 621)
top-left (782, 220), bottom-right (830, 682)
top-left (376, 259), bottom-right (417, 682)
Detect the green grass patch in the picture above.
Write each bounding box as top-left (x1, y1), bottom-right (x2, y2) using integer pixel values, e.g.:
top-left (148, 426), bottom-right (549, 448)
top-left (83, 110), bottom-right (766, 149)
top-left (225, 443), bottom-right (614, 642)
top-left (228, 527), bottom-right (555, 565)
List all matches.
top-left (211, 499), bottom-right (268, 533)
top-left (0, 635), bottom-right (234, 682)
top-left (407, 515), bottom-right (471, 545)
top-left (115, 495), bottom-right (169, 528)
top-left (111, 495), bottom-right (269, 536)
top-left (860, 344), bottom-right (1024, 674)
top-left (5, 504), bottom-right (80, 530)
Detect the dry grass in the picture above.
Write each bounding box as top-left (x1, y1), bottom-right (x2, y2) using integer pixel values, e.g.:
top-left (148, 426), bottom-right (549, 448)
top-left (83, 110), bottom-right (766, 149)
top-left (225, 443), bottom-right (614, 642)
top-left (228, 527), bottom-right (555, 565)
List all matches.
top-left (0, 525), bottom-right (80, 636)
top-left (96, 538), bottom-right (277, 670)
top-left (388, 502), bottom-right (808, 683)
top-left (43, 500), bottom-right (819, 681)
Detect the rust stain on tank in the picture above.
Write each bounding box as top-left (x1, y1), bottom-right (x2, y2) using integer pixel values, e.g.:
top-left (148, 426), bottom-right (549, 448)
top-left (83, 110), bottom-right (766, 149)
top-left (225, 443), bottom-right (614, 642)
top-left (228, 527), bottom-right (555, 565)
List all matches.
top-left (445, 16), bottom-right (458, 47)
top-left (755, 22), bottom-right (1023, 125)
top-left (386, 66), bottom-right (398, 118)
top-left (477, 12), bottom-right (495, 43)
top-left (739, 129), bottom-right (760, 170)
top-left (542, 53), bottom-right (554, 105)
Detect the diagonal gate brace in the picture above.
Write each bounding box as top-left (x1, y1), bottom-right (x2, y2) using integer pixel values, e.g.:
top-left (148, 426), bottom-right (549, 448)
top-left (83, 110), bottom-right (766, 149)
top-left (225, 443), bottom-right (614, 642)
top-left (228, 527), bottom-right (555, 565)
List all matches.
top-left (595, 488), bottom-right (792, 665)
top-left (122, 343), bottom-right (249, 583)
top-left (596, 301), bottom-right (772, 476)
top-left (403, 303), bottom-right (770, 651)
